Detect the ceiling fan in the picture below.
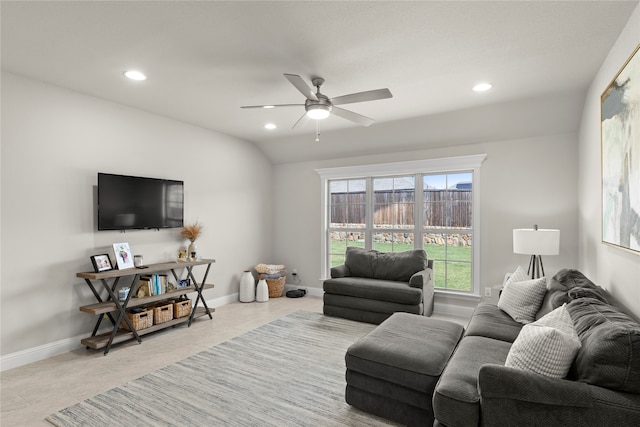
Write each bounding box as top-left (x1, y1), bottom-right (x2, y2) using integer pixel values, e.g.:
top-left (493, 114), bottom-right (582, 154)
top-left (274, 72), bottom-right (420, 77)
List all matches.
top-left (241, 73), bottom-right (392, 129)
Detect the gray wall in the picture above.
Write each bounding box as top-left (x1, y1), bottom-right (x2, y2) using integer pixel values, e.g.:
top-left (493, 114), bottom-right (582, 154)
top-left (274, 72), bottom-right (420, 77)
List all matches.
top-left (1, 73), bottom-right (274, 357)
top-left (578, 3), bottom-right (640, 319)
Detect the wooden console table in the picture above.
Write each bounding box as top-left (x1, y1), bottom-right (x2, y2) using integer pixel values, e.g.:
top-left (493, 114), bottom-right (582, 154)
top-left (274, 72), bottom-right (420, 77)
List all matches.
top-left (77, 258), bottom-right (215, 355)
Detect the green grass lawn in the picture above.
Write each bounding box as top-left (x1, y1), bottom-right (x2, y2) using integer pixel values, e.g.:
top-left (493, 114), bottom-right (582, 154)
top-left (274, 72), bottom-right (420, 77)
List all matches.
top-left (330, 240), bottom-right (472, 291)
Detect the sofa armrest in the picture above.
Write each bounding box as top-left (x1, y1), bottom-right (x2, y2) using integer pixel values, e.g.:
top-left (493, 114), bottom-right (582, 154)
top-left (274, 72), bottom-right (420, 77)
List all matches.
top-left (478, 364), bottom-right (640, 426)
top-left (330, 264), bottom-right (350, 278)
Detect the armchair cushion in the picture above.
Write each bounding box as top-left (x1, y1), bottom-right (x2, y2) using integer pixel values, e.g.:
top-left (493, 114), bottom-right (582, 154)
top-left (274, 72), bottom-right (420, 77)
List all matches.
top-left (344, 247), bottom-right (427, 282)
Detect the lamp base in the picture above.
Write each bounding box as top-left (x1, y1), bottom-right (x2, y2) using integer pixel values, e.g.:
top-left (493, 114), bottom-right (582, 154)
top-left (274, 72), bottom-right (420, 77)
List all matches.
top-left (527, 255), bottom-right (545, 279)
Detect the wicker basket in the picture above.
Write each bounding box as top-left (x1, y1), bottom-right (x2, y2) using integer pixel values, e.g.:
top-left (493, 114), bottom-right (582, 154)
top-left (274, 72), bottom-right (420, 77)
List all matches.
top-left (173, 299), bottom-right (192, 318)
top-left (121, 309), bottom-right (153, 331)
top-left (259, 274), bottom-right (286, 298)
top-left (152, 302), bottom-right (174, 325)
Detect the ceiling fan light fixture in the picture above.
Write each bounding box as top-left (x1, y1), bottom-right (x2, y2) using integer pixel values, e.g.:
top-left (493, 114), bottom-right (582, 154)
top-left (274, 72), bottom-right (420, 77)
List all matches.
top-left (306, 104), bottom-right (331, 120)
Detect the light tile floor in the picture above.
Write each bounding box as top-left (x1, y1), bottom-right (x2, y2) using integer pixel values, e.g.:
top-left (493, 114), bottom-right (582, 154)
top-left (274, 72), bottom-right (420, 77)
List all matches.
top-left (1, 296), bottom-right (469, 426)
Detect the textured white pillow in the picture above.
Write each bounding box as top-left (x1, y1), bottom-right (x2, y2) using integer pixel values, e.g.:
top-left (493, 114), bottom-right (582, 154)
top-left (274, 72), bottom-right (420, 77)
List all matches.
top-left (504, 265), bottom-right (529, 286)
top-left (505, 304), bottom-right (581, 378)
top-left (498, 273), bottom-right (547, 324)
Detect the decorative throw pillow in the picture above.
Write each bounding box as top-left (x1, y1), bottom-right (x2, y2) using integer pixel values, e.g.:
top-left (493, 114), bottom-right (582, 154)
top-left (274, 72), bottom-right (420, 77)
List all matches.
top-left (498, 273), bottom-right (547, 324)
top-left (505, 304), bottom-right (581, 378)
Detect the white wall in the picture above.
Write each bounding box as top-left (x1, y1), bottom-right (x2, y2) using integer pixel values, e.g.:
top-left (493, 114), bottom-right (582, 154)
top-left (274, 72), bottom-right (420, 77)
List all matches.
top-left (0, 73), bottom-right (273, 358)
top-left (579, 4), bottom-right (640, 318)
top-left (272, 131), bottom-right (580, 315)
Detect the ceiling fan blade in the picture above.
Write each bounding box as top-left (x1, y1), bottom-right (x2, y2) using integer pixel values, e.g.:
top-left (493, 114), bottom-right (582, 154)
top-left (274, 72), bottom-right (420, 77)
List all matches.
top-left (240, 103), bottom-right (303, 109)
top-left (331, 88), bottom-right (392, 106)
top-left (291, 112), bottom-right (309, 129)
top-left (331, 106), bottom-right (376, 127)
top-left (284, 74), bottom-right (318, 101)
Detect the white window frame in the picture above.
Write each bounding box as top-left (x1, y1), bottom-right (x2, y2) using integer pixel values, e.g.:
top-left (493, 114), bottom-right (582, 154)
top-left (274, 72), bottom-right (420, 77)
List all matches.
top-left (316, 154), bottom-right (487, 296)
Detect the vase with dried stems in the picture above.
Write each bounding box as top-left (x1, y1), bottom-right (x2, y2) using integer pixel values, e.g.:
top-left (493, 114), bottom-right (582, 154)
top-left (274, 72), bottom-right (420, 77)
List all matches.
top-left (181, 222), bottom-right (203, 260)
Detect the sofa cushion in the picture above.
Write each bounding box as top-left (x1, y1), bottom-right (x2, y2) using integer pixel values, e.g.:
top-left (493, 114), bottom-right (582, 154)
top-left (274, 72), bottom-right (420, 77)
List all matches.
top-left (505, 304), bottom-right (581, 378)
top-left (536, 269), bottom-right (598, 319)
top-left (323, 277), bottom-right (423, 305)
top-left (567, 298), bottom-right (640, 394)
top-left (433, 336), bottom-right (512, 427)
top-left (498, 276), bottom-right (547, 324)
top-left (464, 303), bottom-right (523, 343)
top-left (344, 247), bottom-right (427, 282)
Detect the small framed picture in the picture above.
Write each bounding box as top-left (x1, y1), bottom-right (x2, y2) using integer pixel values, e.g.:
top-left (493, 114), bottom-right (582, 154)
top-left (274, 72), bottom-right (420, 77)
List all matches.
top-left (90, 254), bottom-right (113, 272)
top-left (112, 242), bottom-right (134, 270)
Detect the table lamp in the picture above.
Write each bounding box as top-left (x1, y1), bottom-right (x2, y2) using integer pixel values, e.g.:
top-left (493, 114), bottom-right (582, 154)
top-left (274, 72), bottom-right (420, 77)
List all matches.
top-left (513, 225), bottom-right (560, 279)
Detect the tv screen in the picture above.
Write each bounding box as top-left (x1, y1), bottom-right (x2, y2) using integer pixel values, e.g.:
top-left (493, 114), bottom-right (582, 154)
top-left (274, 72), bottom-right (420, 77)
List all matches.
top-left (98, 173), bottom-right (184, 230)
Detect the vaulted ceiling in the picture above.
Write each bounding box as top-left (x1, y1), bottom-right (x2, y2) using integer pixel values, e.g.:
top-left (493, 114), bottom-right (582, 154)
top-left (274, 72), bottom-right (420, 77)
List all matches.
top-left (2, 1), bottom-right (637, 163)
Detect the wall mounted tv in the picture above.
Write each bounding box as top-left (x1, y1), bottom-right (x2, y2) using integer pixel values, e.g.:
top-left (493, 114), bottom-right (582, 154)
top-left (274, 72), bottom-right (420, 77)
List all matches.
top-left (97, 173), bottom-right (184, 231)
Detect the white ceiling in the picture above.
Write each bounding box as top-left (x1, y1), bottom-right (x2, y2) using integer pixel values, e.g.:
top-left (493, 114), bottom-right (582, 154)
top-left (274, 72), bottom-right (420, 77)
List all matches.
top-left (2, 1), bottom-right (638, 163)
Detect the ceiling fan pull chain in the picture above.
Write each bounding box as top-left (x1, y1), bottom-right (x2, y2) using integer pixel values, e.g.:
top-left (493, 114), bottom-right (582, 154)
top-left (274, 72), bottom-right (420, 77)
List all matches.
top-left (315, 121), bottom-right (320, 142)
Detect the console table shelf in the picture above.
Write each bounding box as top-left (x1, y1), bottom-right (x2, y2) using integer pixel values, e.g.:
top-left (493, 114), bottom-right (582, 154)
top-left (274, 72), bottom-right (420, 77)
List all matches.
top-left (81, 307), bottom-right (210, 350)
top-left (77, 258), bottom-right (215, 354)
top-left (79, 284), bottom-right (214, 315)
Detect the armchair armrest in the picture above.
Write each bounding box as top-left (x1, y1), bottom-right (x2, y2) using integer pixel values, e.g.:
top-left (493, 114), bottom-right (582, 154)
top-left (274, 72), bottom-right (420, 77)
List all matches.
top-left (330, 264), bottom-right (350, 278)
top-left (409, 268), bottom-right (433, 289)
top-left (478, 364), bottom-right (640, 426)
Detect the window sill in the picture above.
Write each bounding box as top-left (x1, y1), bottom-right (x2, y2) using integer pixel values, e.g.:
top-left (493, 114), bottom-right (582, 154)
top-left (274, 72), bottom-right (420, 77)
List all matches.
top-left (434, 289), bottom-right (481, 300)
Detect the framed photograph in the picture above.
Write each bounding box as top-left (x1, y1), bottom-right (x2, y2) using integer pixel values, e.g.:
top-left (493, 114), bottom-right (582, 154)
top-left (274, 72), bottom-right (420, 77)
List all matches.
top-left (112, 242), bottom-right (134, 269)
top-left (90, 254), bottom-right (113, 272)
top-left (602, 44), bottom-right (640, 254)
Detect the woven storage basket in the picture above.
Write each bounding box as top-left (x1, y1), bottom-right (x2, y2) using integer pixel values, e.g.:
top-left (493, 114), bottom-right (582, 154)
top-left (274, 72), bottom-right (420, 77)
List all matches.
top-left (259, 274), bottom-right (286, 298)
top-left (121, 309), bottom-right (153, 331)
top-left (152, 302), bottom-right (174, 325)
top-left (173, 299), bottom-right (192, 319)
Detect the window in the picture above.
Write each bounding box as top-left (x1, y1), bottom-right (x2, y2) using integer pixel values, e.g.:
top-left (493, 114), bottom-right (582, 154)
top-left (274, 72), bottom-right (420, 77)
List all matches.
top-left (318, 155), bottom-right (485, 295)
top-left (423, 173), bottom-right (473, 291)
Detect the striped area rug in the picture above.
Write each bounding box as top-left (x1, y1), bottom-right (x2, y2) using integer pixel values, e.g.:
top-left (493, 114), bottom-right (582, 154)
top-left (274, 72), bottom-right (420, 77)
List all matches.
top-left (47, 311), bottom-right (395, 426)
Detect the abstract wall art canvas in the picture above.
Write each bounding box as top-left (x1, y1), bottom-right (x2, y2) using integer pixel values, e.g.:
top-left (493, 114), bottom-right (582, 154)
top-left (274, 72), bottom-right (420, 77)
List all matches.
top-left (602, 44), bottom-right (640, 254)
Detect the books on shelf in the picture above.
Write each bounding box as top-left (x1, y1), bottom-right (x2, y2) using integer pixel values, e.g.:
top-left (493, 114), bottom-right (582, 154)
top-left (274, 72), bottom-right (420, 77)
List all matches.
top-left (135, 274), bottom-right (169, 297)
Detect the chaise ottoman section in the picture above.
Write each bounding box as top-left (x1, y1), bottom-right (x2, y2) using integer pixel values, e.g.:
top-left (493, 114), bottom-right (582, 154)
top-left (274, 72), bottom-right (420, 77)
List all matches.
top-left (345, 312), bottom-right (464, 426)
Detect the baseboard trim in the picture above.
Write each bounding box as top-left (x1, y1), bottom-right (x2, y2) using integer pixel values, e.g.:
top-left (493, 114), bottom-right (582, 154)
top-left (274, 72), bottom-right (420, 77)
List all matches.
top-left (0, 293), bottom-right (237, 372)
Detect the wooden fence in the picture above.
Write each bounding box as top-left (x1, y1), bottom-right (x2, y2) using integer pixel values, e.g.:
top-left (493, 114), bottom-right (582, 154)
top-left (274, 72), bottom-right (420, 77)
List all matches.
top-left (330, 189), bottom-right (471, 228)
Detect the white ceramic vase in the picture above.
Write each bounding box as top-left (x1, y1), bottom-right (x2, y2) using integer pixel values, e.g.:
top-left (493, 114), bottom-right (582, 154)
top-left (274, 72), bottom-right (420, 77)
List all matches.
top-left (239, 270), bottom-right (255, 303)
top-left (188, 241), bottom-right (197, 260)
top-left (256, 279), bottom-right (269, 303)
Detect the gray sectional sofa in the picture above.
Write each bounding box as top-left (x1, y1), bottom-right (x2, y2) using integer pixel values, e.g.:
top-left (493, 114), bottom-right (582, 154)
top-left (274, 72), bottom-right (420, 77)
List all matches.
top-left (345, 268), bottom-right (640, 426)
top-left (323, 247), bottom-right (434, 324)
top-left (437, 268), bottom-right (640, 426)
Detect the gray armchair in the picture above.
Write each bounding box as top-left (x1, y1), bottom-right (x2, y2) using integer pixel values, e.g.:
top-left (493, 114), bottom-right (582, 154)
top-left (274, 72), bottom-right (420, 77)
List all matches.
top-left (323, 247), bottom-right (434, 324)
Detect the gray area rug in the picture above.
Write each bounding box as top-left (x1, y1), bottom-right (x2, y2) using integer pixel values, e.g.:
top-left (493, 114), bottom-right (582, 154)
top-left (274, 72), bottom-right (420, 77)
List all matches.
top-left (47, 311), bottom-right (394, 426)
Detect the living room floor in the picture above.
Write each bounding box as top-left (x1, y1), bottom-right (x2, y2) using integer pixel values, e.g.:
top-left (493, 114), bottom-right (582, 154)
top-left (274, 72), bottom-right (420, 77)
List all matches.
top-left (1, 296), bottom-right (469, 426)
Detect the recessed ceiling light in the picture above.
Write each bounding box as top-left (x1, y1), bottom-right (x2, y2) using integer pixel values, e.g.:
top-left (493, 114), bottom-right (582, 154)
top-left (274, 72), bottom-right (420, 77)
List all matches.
top-left (124, 70), bottom-right (147, 81)
top-left (263, 105), bottom-right (275, 109)
top-left (264, 123), bottom-right (277, 130)
top-left (473, 82), bottom-right (492, 92)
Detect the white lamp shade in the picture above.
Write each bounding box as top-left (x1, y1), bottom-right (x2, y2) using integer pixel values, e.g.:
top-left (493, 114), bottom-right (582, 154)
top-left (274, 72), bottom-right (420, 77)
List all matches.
top-left (513, 228), bottom-right (560, 255)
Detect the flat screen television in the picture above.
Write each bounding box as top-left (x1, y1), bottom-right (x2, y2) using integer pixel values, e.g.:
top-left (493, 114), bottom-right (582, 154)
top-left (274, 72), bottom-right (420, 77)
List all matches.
top-left (97, 173), bottom-right (184, 230)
